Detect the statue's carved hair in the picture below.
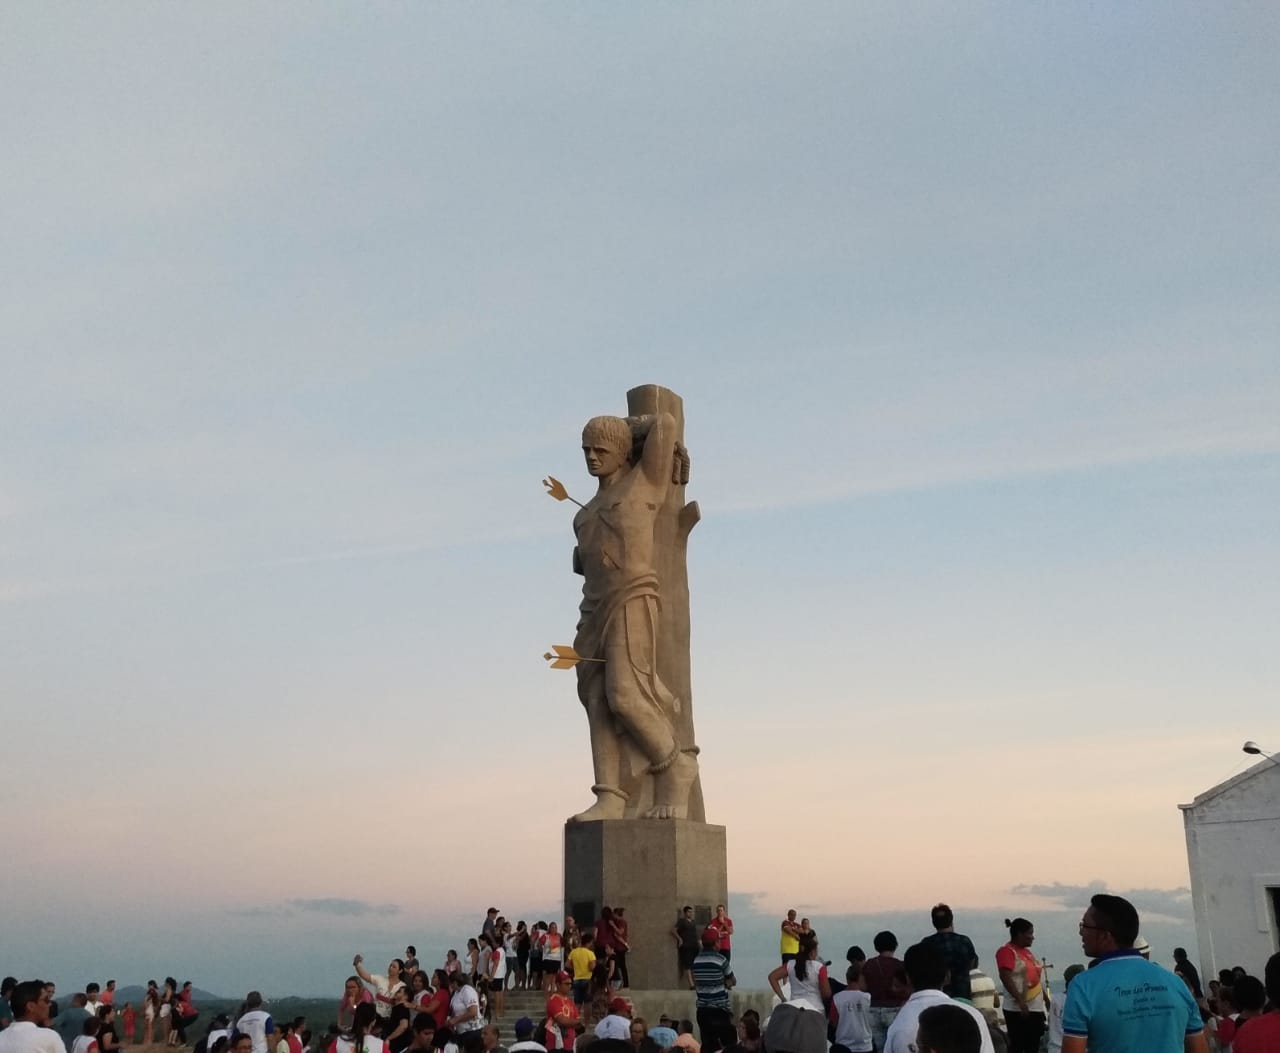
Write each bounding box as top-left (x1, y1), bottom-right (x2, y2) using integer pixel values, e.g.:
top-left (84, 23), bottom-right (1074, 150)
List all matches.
top-left (582, 415), bottom-right (633, 460)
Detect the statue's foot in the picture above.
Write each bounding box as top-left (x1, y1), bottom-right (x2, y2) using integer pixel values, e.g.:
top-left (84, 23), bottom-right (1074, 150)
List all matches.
top-left (645, 751), bottom-right (698, 820)
top-left (569, 792), bottom-right (626, 822)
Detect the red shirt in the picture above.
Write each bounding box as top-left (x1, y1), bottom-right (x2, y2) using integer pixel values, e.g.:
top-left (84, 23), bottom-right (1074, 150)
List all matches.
top-left (862, 955), bottom-right (906, 1009)
top-left (594, 921), bottom-right (614, 951)
top-left (707, 917), bottom-right (733, 951)
top-left (1234, 1014), bottom-right (1280, 1053)
top-left (545, 994), bottom-right (578, 1051)
top-left (425, 990), bottom-right (449, 1031)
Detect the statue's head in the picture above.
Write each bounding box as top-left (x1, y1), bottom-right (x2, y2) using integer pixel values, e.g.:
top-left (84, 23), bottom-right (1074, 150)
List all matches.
top-left (581, 415), bottom-right (632, 478)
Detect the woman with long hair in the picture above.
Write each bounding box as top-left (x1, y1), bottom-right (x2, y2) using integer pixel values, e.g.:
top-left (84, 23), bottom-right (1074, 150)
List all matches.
top-left (515, 922), bottom-right (532, 991)
top-left (503, 923), bottom-right (518, 993)
top-left (161, 978), bottom-right (177, 1047)
top-left (628, 1018), bottom-right (659, 1053)
top-left (97, 1007), bottom-right (121, 1053)
top-left (541, 923), bottom-right (564, 993)
top-left (611, 908), bottom-right (631, 991)
top-left (143, 982), bottom-right (160, 1046)
top-left (330, 1002), bottom-right (383, 1053)
top-left (405, 972), bottom-right (428, 1010)
top-left (586, 964), bottom-right (612, 1029)
top-left (996, 917), bottom-right (1047, 1053)
top-left (765, 933), bottom-right (831, 1053)
top-left (421, 972), bottom-right (450, 1033)
top-left (353, 956), bottom-right (406, 1020)
top-left (731, 1011), bottom-right (764, 1053)
top-left (484, 934), bottom-right (507, 1017)
top-left (529, 925), bottom-right (545, 989)
top-left (465, 940), bottom-right (481, 985)
top-left (593, 909), bottom-right (615, 970)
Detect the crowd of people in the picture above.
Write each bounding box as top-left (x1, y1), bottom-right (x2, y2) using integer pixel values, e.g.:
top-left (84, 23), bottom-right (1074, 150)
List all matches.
top-left (4, 894), bottom-right (1279, 1053)
top-left (321, 898), bottom-right (1280, 1053)
top-left (0, 982), bottom-right (310, 1053)
top-left (759, 897), bottom-right (1280, 1053)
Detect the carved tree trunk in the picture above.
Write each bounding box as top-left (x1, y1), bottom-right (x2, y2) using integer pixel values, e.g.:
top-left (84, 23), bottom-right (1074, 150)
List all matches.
top-left (624, 384), bottom-right (705, 822)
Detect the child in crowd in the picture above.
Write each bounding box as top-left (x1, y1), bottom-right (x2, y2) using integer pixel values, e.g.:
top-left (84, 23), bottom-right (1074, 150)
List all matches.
top-left (72, 1017), bottom-right (100, 1053)
top-left (831, 963), bottom-right (873, 1053)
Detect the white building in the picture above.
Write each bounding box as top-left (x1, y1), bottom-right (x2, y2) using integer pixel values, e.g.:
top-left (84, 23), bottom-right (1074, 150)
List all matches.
top-left (1179, 756), bottom-right (1280, 978)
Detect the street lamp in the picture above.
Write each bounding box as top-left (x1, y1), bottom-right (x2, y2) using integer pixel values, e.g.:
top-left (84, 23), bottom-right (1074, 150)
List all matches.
top-left (1242, 741), bottom-right (1273, 758)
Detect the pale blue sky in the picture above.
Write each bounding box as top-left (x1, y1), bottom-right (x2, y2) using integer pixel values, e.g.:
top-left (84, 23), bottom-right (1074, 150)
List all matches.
top-left (2, 2), bottom-right (1277, 996)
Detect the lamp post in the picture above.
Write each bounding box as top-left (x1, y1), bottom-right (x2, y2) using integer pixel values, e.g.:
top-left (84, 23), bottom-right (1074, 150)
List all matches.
top-left (1242, 741), bottom-right (1276, 761)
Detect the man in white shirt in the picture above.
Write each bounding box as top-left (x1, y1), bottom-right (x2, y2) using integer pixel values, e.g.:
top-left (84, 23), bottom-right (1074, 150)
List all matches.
top-left (509, 1018), bottom-right (546, 1053)
top-left (594, 999), bottom-right (633, 1042)
top-left (0, 981), bottom-right (66, 1053)
top-left (82, 987), bottom-right (102, 1018)
top-left (232, 992), bottom-right (275, 1053)
top-left (885, 945), bottom-right (994, 1053)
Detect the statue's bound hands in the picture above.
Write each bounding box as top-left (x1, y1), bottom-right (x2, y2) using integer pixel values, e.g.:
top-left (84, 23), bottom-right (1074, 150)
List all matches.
top-left (673, 442), bottom-right (690, 484)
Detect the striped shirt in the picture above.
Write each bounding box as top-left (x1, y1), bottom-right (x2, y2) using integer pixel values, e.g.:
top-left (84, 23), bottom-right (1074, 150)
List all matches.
top-left (691, 950), bottom-right (734, 1011)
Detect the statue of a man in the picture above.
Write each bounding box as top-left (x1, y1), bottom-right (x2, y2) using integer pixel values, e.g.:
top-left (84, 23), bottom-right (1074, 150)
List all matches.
top-left (570, 411), bottom-right (698, 821)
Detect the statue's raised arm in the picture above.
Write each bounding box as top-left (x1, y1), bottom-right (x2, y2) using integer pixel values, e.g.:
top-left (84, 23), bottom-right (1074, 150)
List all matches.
top-left (634, 411), bottom-right (676, 491)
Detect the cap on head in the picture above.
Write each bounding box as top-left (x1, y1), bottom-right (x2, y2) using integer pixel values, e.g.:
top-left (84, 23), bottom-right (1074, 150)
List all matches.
top-left (556, 971), bottom-right (571, 984)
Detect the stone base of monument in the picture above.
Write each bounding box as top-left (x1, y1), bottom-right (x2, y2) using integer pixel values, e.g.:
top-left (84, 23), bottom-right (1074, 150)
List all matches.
top-left (565, 819), bottom-right (728, 991)
top-left (625, 990), bottom-right (778, 1026)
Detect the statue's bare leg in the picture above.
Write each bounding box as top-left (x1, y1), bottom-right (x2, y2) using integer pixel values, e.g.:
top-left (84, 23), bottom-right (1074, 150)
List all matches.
top-left (569, 684), bottom-right (628, 822)
top-left (604, 601), bottom-right (696, 819)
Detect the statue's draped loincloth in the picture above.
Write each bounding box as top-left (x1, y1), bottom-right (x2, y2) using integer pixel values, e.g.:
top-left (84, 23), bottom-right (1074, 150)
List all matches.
top-left (575, 572), bottom-right (680, 721)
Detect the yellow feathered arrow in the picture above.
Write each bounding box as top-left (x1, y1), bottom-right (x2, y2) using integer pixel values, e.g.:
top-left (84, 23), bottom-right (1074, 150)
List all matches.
top-left (543, 476), bottom-right (585, 509)
top-left (543, 644), bottom-right (605, 670)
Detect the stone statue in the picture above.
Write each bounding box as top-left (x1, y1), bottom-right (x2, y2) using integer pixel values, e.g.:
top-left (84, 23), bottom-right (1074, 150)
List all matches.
top-left (567, 385), bottom-right (705, 822)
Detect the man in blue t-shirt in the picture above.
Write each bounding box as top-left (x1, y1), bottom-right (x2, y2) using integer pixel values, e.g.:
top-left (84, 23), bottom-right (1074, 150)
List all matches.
top-left (1061, 893), bottom-right (1206, 1053)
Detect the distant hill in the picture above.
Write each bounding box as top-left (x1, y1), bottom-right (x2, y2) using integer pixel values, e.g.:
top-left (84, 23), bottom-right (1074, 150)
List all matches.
top-left (114, 986), bottom-right (224, 1004)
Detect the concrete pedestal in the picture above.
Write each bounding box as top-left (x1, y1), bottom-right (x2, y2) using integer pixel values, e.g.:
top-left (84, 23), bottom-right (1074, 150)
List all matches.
top-left (565, 819), bottom-right (728, 991)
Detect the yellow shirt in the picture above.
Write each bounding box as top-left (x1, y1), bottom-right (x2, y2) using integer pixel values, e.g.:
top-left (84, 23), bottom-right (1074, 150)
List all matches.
top-left (568, 946), bottom-right (596, 982)
top-left (780, 927), bottom-right (800, 956)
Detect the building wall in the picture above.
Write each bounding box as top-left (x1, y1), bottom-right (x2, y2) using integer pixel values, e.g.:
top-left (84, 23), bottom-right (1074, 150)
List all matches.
top-left (1182, 763), bottom-right (1280, 979)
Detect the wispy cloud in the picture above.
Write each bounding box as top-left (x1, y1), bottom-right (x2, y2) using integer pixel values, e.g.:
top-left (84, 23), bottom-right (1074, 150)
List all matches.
top-left (290, 898), bottom-right (401, 918)
top-left (230, 899), bottom-right (400, 919)
top-left (1011, 881), bottom-right (1192, 923)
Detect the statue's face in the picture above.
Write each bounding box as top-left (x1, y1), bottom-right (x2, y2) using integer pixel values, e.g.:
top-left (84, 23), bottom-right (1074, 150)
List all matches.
top-left (583, 442), bottom-right (627, 477)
